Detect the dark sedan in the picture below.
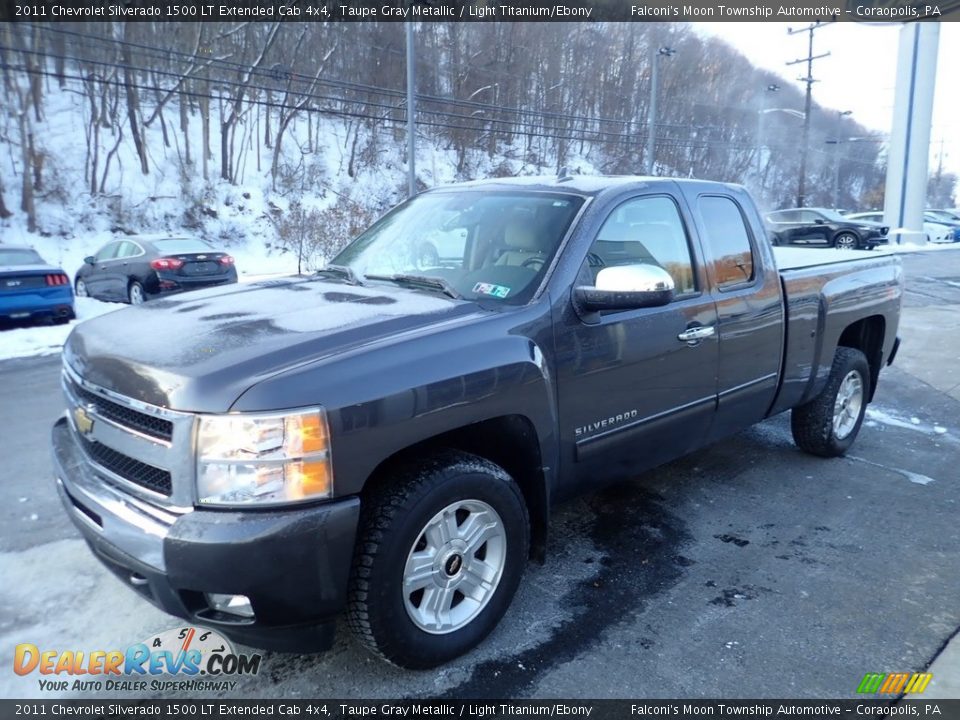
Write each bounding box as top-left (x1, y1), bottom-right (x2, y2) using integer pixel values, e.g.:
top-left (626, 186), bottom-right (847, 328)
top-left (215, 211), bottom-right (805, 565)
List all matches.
top-left (75, 236), bottom-right (238, 304)
top-left (0, 245), bottom-right (74, 324)
top-left (765, 208), bottom-right (888, 250)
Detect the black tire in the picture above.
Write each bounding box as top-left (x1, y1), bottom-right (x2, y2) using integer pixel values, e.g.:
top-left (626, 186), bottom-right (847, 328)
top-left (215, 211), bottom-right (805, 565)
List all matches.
top-left (791, 347), bottom-right (871, 458)
top-left (347, 450), bottom-right (529, 669)
top-left (834, 232), bottom-right (859, 250)
top-left (74, 278), bottom-right (88, 298)
top-left (128, 280), bottom-right (146, 305)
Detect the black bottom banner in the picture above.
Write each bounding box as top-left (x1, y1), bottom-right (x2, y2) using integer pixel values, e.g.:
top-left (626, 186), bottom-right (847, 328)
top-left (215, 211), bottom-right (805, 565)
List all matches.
top-left (1, 700), bottom-right (957, 720)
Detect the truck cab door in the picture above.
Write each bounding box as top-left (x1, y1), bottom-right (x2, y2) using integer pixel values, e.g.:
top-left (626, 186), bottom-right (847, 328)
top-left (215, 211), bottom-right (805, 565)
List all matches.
top-left (553, 193), bottom-right (719, 496)
top-left (693, 194), bottom-right (785, 442)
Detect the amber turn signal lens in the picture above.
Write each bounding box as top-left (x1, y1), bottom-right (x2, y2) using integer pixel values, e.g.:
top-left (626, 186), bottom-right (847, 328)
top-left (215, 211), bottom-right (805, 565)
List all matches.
top-left (292, 461), bottom-right (331, 499)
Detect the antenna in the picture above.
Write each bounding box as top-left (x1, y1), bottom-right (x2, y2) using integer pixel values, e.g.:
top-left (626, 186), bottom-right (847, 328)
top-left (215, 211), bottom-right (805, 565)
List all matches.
top-left (557, 166), bottom-right (573, 182)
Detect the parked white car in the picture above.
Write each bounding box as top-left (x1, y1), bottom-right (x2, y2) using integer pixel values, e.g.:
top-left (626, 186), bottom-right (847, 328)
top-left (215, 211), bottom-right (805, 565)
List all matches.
top-left (845, 212), bottom-right (956, 244)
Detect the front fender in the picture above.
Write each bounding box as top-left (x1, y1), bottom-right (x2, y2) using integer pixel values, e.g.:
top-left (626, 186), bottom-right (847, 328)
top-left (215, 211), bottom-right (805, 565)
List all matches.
top-left (232, 309), bottom-right (559, 499)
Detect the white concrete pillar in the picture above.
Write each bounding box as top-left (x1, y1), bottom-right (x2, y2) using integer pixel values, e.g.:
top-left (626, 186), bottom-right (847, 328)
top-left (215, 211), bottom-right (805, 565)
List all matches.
top-left (883, 23), bottom-right (939, 246)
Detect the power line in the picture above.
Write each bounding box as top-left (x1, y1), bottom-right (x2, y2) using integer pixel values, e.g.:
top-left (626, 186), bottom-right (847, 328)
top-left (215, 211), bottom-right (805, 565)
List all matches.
top-left (23, 22), bottom-right (716, 134)
top-left (6, 42), bottom-right (744, 151)
top-left (5, 61), bottom-right (764, 154)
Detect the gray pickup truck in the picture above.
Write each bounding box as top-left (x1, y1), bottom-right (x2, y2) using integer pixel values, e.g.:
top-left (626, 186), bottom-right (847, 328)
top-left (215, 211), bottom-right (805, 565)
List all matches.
top-left (52, 176), bottom-right (903, 668)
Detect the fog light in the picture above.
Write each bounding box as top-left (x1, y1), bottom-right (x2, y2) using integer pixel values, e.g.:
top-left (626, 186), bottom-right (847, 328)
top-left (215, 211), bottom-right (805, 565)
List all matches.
top-left (205, 593), bottom-right (255, 618)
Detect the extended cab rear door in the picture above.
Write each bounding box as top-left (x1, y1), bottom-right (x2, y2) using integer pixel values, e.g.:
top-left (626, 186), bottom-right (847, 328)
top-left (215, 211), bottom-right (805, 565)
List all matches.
top-left (690, 192), bottom-right (785, 441)
top-left (553, 191), bottom-right (719, 492)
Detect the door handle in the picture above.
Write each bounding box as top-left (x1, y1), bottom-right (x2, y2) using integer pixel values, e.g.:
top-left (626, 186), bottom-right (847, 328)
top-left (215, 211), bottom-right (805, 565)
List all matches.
top-left (678, 326), bottom-right (716, 343)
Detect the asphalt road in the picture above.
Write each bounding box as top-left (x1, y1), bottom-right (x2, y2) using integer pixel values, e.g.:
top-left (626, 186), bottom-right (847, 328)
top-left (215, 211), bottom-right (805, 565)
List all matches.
top-left (1, 250), bottom-right (959, 700)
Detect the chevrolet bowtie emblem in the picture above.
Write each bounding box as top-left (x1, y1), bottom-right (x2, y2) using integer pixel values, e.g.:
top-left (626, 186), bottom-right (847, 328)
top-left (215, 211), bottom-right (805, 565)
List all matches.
top-left (73, 406), bottom-right (95, 436)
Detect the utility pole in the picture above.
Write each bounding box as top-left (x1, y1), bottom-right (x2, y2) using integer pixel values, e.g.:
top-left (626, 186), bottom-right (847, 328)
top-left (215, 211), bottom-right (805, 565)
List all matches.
top-left (787, 22), bottom-right (830, 207)
top-left (645, 46), bottom-right (675, 176)
top-left (405, 20), bottom-right (416, 197)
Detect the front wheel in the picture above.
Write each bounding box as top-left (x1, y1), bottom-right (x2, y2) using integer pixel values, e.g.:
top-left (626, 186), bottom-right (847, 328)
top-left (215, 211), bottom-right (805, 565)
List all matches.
top-left (347, 451), bottom-right (529, 668)
top-left (791, 347), bottom-right (871, 457)
top-left (834, 232), bottom-right (859, 250)
top-left (75, 278), bottom-right (88, 298)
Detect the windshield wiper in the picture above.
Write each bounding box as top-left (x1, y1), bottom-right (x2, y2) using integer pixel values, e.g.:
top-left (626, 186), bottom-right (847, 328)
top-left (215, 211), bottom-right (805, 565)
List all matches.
top-left (365, 273), bottom-right (462, 300)
top-left (317, 264), bottom-right (365, 286)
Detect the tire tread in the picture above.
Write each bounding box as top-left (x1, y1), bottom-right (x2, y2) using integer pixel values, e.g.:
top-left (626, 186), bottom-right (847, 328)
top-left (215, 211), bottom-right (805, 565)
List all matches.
top-left (346, 450), bottom-right (527, 667)
top-left (791, 346), bottom-right (870, 457)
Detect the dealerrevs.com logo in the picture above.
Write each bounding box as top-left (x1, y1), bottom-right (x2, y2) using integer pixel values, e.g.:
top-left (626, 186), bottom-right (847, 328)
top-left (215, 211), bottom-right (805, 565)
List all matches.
top-left (14, 626), bottom-right (262, 693)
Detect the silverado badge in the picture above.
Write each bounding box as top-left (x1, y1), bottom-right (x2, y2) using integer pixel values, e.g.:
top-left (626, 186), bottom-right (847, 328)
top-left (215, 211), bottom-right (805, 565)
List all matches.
top-left (72, 406), bottom-right (95, 436)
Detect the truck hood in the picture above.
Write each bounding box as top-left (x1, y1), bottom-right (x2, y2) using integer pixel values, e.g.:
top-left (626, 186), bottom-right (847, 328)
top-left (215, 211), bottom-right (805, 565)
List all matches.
top-left (64, 276), bottom-right (483, 412)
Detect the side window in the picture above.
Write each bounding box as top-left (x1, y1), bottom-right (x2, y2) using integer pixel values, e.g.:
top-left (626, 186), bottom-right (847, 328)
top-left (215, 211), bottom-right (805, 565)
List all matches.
top-left (95, 243), bottom-right (120, 262)
top-left (799, 210), bottom-right (820, 224)
top-left (697, 196), bottom-right (755, 289)
top-left (119, 241), bottom-right (142, 258)
top-left (589, 196), bottom-right (696, 295)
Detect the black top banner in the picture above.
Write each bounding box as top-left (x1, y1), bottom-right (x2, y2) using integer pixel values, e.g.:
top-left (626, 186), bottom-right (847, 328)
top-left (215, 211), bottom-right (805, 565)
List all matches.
top-left (2, 0), bottom-right (958, 22)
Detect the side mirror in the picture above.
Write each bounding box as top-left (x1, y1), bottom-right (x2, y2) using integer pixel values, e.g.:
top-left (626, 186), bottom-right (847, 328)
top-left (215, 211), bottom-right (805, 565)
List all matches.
top-left (84, 256), bottom-right (95, 265)
top-left (814, 218), bottom-right (826, 225)
top-left (574, 264), bottom-right (675, 313)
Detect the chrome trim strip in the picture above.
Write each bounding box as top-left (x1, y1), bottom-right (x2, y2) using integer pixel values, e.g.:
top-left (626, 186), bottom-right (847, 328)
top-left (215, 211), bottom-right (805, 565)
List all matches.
top-left (61, 365), bottom-right (197, 510)
top-left (575, 394), bottom-right (717, 450)
top-left (718, 372), bottom-right (779, 399)
top-left (63, 361), bottom-right (189, 420)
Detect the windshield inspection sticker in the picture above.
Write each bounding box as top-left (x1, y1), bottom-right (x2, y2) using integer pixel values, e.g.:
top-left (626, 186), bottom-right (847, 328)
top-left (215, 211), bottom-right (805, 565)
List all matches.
top-left (473, 282), bottom-right (511, 299)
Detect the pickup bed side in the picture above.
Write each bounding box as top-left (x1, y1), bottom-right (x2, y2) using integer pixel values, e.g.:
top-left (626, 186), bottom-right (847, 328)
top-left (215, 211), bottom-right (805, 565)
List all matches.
top-left (770, 249), bottom-right (903, 416)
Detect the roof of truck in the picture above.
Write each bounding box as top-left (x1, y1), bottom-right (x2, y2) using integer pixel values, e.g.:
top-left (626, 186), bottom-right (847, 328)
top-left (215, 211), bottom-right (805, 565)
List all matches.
top-left (431, 174), bottom-right (747, 197)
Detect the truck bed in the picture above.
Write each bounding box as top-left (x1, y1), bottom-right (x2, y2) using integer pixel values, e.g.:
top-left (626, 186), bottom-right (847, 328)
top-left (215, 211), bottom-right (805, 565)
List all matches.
top-left (772, 246), bottom-right (879, 270)
top-left (769, 248), bottom-right (903, 416)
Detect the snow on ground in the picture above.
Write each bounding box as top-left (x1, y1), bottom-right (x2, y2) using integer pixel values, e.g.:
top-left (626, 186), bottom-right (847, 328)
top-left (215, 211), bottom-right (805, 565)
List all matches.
top-left (0, 297), bottom-right (121, 362)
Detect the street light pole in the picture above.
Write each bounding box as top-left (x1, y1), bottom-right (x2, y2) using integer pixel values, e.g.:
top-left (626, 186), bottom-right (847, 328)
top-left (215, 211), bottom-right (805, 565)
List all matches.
top-left (645, 46), bottom-right (675, 176)
top-left (756, 83), bottom-right (781, 185)
top-left (405, 20), bottom-right (416, 198)
top-left (831, 110), bottom-right (852, 209)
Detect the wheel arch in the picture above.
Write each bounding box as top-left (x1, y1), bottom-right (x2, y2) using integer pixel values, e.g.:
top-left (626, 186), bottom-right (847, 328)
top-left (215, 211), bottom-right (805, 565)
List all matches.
top-left (361, 414), bottom-right (549, 562)
top-left (837, 314), bottom-right (885, 401)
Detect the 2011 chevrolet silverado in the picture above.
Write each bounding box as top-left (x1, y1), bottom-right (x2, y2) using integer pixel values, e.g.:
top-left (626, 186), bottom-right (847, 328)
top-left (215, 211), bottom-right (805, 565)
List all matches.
top-left (52, 176), bottom-right (903, 668)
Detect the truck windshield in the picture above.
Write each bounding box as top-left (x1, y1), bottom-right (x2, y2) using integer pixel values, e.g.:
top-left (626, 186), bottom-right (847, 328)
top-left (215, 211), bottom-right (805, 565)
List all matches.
top-left (331, 190), bottom-right (584, 305)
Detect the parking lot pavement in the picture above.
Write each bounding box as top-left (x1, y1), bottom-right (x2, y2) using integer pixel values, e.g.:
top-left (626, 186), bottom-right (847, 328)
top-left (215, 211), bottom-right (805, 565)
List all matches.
top-left (1, 250), bottom-right (959, 700)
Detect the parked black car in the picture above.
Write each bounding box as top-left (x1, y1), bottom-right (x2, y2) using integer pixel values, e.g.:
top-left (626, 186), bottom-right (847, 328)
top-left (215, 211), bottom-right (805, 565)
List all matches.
top-left (75, 236), bottom-right (238, 304)
top-left (765, 208), bottom-right (888, 250)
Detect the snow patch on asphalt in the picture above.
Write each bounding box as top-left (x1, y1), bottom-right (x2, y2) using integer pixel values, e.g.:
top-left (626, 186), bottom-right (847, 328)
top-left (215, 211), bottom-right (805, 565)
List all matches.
top-left (0, 539), bottom-right (172, 699)
top-left (847, 456), bottom-right (938, 486)
top-left (866, 407), bottom-right (952, 438)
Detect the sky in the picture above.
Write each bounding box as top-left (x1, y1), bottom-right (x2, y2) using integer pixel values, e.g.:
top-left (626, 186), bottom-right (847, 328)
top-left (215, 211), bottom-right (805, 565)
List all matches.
top-left (695, 22), bottom-right (958, 179)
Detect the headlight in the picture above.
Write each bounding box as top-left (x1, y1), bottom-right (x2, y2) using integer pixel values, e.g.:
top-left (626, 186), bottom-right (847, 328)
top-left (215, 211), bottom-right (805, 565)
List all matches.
top-left (196, 408), bottom-right (332, 506)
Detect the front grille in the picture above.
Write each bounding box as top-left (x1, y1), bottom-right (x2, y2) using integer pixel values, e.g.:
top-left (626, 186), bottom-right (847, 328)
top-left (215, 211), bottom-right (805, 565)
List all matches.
top-left (79, 435), bottom-right (173, 496)
top-left (73, 382), bottom-right (173, 442)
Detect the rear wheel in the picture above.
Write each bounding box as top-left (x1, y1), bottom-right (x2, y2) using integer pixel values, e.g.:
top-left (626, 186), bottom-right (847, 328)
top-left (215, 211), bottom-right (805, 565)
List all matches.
top-left (834, 232), bottom-right (859, 250)
top-left (347, 450), bottom-right (529, 669)
top-left (791, 347), bottom-right (871, 457)
top-left (128, 281), bottom-right (146, 305)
